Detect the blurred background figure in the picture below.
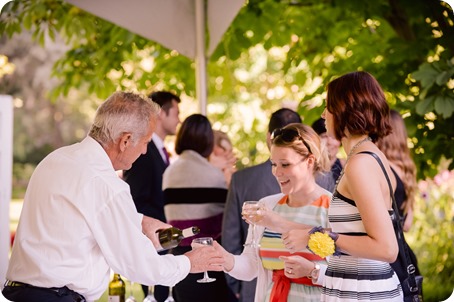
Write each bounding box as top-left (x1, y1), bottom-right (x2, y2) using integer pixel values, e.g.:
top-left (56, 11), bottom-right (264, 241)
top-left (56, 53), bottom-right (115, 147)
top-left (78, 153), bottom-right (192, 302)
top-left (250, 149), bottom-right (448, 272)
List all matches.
top-left (311, 117), bottom-right (343, 191)
top-left (376, 109), bottom-right (420, 283)
top-left (162, 114), bottom-right (229, 302)
top-left (123, 90), bottom-right (181, 301)
top-left (210, 129), bottom-right (237, 186)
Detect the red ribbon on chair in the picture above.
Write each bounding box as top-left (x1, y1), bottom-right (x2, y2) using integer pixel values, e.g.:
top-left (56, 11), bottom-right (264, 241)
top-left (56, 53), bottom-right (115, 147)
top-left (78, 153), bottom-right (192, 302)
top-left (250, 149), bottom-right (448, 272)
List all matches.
top-left (270, 270), bottom-right (321, 302)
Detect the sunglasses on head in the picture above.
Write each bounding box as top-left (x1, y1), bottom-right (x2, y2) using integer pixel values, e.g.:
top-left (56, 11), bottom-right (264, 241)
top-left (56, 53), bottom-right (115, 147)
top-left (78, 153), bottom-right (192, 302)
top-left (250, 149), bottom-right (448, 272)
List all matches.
top-left (271, 128), bottom-right (312, 154)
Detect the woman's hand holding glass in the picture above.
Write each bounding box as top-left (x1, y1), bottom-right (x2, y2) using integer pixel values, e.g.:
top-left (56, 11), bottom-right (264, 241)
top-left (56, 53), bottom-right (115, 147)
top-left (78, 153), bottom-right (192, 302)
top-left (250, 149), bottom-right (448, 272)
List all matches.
top-left (244, 204), bottom-right (312, 235)
top-left (251, 207), bottom-right (290, 231)
top-left (242, 201), bottom-right (265, 247)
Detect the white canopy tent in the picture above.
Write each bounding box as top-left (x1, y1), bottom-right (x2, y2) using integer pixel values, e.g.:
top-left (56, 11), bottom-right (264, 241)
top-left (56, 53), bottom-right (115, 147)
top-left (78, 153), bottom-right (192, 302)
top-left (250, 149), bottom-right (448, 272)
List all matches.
top-left (65, 0), bottom-right (245, 114)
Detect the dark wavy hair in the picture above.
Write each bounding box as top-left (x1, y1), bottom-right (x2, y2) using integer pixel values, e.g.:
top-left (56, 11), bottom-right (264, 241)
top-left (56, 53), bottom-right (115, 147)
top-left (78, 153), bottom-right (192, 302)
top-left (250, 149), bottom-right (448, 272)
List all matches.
top-left (175, 114), bottom-right (214, 158)
top-left (326, 71), bottom-right (391, 142)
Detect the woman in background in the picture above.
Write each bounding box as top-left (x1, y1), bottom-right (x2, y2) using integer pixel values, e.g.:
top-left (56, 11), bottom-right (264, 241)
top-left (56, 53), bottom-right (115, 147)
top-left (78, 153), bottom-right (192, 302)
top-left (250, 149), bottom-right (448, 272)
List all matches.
top-left (210, 129), bottom-right (237, 186)
top-left (162, 114), bottom-right (229, 302)
top-left (376, 109), bottom-right (420, 283)
top-left (376, 110), bottom-right (417, 231)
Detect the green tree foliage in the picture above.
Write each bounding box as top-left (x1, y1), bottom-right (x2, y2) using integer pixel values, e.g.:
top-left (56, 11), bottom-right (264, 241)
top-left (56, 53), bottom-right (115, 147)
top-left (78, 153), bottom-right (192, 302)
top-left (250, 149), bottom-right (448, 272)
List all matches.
top-left (1, 0), bottom-right (453, 177)
top-left (225, 0), bottom-right (454, 178)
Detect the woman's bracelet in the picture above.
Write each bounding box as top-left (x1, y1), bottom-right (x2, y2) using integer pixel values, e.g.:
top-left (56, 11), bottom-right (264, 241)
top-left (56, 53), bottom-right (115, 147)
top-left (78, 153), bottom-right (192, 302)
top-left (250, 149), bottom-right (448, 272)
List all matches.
top-left (306, 226), bottom-right (341, 258)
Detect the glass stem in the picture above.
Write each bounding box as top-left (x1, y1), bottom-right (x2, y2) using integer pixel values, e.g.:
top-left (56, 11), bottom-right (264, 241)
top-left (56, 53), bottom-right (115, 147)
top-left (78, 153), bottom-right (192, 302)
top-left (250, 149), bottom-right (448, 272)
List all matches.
top-left (251, 224), bottom-right (256, 245)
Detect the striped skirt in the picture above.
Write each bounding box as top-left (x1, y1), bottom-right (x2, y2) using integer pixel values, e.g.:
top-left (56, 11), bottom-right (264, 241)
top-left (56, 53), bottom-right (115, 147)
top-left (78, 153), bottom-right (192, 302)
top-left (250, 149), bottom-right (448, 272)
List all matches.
top-left (321, 255), bottom-right (403, 301)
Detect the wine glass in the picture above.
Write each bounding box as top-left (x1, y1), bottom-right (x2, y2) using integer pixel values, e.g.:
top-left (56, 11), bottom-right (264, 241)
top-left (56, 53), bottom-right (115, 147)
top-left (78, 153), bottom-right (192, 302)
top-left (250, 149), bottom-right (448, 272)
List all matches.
top-left (242, 200), bottom-right (264, 248)
top-left (191, 237), bottom-right (216, 283)
top-left (143, 286), bottom-right (157, 302)
top-left (125, 281), bottom-right (137, 302)
top-left (163, 286), bottom-right (175, 302)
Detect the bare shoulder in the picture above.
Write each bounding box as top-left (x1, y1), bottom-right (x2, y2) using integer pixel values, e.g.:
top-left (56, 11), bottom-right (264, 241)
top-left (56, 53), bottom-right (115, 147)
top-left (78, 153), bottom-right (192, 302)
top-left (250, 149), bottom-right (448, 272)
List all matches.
top-left (344, 153), bottom-right (382, 184)
top-left (345, 149), bottom-right (396, 196)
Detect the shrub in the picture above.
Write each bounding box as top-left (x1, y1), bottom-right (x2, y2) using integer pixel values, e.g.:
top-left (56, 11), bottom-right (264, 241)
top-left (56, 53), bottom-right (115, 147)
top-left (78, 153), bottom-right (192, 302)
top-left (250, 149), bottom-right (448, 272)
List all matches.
top-left (407, 170), bottom-right (454, 301)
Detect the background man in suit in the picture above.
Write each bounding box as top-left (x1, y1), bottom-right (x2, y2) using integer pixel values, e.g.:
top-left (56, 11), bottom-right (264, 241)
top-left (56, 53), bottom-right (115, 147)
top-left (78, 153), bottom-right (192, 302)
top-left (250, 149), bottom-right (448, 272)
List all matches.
top-left (221, 108), bottom-right (302, 302)
top-left (123, 90), bottom-right (181, 301)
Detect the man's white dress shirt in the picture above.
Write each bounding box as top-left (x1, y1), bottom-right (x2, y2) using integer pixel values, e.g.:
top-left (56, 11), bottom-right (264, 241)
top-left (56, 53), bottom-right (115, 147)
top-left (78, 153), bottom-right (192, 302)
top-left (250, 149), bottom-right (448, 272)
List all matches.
top-left (6, 136), bottom-right (190, 301)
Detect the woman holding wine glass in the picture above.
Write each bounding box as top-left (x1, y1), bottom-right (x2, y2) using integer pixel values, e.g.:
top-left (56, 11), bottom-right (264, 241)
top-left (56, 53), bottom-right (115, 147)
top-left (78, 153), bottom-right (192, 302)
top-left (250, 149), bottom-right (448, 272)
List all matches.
top-left (215, 123), bottom-right (332, 302)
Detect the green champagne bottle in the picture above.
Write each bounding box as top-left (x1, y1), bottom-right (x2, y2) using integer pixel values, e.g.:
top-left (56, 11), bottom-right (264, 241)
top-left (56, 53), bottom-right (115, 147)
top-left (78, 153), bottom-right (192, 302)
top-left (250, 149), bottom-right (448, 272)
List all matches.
top-left (108, 273), bottom-right (125, 302)
top-left (158, 226), bottom-right (200, 250)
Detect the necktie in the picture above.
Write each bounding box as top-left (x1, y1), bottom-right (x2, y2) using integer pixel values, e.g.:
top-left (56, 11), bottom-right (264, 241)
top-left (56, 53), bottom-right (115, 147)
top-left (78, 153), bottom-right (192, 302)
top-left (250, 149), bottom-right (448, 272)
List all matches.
top-left (162, 146), bottom-right (170, 165)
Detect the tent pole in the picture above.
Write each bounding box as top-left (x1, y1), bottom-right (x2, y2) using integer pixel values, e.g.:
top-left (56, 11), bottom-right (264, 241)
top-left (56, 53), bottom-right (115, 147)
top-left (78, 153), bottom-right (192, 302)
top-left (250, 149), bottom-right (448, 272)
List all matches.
top-left (195, 0), bottom-right (207, 115)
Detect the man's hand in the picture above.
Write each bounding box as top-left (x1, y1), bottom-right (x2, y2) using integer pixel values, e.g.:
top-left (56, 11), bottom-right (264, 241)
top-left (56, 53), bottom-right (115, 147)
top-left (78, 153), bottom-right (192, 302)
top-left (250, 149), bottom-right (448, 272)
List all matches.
top-left (141, 215), bottom-right (172, 249)
top-left (185, 244), bottom-right (225, 273)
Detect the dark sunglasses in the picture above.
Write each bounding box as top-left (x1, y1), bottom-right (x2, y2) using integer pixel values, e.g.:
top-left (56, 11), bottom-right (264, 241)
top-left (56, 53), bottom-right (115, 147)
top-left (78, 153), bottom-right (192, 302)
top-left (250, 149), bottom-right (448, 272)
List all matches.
top-left (271, 128), bottom-right (312, 154)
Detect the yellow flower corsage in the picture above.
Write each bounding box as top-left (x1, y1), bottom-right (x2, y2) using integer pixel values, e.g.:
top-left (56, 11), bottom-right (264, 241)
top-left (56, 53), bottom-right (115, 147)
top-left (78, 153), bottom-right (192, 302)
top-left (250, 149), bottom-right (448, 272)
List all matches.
top-left (307, 226), bottom-right (340, 258)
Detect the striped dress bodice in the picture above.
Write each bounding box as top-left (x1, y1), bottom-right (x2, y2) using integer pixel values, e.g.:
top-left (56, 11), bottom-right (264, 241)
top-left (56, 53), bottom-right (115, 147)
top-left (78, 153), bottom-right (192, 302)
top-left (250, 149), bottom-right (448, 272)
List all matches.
top-left (321, 191), bottom-right (403, 301)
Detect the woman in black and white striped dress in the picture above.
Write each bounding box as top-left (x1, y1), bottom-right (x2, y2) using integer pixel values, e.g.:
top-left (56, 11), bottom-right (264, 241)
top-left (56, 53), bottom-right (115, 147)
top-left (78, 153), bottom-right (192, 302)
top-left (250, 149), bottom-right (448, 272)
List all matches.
top-left (320, 71), bottom-right (403, 301)
top-left (282, 71), bottom-right (403, 301)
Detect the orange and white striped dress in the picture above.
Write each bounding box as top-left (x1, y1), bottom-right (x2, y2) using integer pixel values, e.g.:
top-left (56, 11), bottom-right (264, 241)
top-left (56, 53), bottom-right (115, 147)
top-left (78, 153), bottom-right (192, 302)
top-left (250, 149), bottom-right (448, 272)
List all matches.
top-left (259, 194), bottom-right (331, 302)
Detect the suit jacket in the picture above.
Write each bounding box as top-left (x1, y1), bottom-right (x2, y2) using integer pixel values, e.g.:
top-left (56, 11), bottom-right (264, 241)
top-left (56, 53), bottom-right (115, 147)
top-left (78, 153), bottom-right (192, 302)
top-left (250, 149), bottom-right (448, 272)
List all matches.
top-left (123, 141), bottom-right (168, 222)
top-left (221, 160), bottom-right (279, 302)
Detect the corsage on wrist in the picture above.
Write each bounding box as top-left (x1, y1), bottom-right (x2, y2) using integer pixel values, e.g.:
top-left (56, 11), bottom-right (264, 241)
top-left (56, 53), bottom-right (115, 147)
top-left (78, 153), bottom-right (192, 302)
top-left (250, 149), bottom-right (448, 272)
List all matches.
top-left (307, 226), bottom-right (341, 258)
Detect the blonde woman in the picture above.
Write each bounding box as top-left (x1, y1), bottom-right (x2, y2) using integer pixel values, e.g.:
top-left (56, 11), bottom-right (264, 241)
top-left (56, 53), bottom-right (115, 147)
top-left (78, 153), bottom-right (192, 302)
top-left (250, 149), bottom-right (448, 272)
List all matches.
top-left (215, 123), bottom-right (332, 302)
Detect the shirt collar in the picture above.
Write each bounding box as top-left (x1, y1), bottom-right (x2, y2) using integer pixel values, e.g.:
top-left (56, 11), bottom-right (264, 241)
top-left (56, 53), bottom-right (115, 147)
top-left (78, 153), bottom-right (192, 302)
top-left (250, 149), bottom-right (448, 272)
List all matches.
top-left (152, 133), bottom-right (165, 149)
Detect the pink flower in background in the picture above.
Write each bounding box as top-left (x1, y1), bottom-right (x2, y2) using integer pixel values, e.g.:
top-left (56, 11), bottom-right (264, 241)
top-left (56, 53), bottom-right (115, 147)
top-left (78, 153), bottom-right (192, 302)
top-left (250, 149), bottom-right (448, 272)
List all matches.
top-left (434, 170), bottom-right (450, 186)
top-left (418, 179), bottom-right (429, 200)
